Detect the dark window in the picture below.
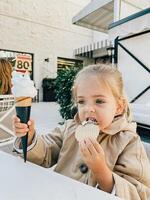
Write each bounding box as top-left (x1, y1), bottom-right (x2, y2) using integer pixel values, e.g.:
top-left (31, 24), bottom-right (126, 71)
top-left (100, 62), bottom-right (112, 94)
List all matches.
top-left (57, 57), bottom-right (83, 70)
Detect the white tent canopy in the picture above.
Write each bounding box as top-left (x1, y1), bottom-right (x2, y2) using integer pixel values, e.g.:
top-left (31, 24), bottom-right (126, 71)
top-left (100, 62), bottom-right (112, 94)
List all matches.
top-left (72, 0), bottom-right (150, 33)
top-left (72, 0), bottom-right (114, 33)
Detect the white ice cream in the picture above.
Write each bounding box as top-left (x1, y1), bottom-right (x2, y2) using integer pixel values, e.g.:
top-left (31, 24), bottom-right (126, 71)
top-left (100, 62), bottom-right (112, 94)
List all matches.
top-left (11, 71), bottom-right (37, 98)
top-left (75, 122), bottom-right (100, 142)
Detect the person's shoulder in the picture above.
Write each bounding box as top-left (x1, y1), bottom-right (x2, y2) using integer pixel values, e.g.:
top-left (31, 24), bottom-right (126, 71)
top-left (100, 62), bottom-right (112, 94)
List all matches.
top-left (114, 121), bottom-right (140, 150)
top-left (61, 118), bottom-right (78, 137)
top-left (64, 118), bottom-right (78, 130)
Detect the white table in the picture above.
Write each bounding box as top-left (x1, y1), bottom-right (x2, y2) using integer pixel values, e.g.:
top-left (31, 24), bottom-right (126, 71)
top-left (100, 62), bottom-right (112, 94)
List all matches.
top-left (0, 151), bottom-right (121, 200)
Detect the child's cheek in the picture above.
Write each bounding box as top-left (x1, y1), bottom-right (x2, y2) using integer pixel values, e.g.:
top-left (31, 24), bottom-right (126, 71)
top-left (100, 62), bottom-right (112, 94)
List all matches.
top-left (78, 110), bottom-right (84, 121)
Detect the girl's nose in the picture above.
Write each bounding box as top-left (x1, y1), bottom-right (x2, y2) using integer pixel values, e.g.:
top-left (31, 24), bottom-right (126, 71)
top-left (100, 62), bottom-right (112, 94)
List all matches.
top-left (85, 105), bottom-right (96, 113)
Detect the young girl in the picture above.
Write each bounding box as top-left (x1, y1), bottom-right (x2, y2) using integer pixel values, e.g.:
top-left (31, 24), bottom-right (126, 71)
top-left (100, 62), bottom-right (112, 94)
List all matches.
top-left (13, 64), bottom-right (150, 200)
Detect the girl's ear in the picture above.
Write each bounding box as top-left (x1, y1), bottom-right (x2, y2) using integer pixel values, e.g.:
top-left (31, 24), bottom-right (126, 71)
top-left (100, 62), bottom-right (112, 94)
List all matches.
top-left (116, 98), bottom-right (126, 115)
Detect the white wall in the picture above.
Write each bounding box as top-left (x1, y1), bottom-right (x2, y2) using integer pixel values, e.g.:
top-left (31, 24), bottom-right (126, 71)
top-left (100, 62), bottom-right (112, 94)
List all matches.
top-left (113, 0), bottom-right (150, 22)
top-left (120, 1), bottom-right (140, 19)
top-left (0, 0), bottom-right (94, 100)
top-left (92, 30), bottom-right (108, 43)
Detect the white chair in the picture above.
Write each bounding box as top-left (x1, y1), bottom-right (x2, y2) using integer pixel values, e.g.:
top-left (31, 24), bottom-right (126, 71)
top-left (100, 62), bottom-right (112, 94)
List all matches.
top-left (0, 95), bottom-right (15, 149)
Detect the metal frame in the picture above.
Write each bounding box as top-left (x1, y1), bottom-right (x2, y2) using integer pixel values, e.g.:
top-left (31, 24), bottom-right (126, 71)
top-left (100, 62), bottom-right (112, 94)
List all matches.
top-left (114, 30), bottom-right (150, 103)
top-left (109, 7), bottom-right (150, 30)
top-left (137, 123), bottom-right (150, 130)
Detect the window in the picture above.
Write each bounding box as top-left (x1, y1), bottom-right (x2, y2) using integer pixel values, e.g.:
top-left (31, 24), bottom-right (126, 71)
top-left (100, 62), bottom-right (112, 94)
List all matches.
top-left (57, 57), bottom-right (83, 70)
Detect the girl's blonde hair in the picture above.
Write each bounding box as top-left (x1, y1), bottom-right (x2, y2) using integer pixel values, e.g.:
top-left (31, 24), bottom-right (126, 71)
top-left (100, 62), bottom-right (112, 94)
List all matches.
top-left (72, 64), bottom-right (132, 122)
top-left (0, 59), bottom-right (13, 94)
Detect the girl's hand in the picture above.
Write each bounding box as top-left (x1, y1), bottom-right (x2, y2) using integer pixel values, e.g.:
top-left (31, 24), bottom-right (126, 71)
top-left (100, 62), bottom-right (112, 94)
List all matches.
top-left (79, 138), bottom-right (107, 174)
top-left (79, 138), bottom-right (114, 193)
top-left (79, 138), bottom-right (106, 174)
top-left (13, 116), bottom-right (35, 146)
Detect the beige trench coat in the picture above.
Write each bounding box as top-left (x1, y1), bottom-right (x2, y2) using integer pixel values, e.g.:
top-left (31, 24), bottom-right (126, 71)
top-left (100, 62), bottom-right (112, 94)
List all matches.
top-left (15, 115), bottom-right (150, 200)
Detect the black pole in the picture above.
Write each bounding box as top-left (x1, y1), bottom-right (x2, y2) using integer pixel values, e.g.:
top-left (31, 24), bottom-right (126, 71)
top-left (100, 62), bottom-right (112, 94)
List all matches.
top-left (114, 36), bottom-right (119, 64)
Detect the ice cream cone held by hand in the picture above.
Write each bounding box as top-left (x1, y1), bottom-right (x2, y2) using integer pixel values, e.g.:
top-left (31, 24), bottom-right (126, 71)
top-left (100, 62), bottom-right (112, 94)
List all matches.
top-left (15, 97), bottom-right (32, 107)
top-left (12, 71), bottom-right (37, 162)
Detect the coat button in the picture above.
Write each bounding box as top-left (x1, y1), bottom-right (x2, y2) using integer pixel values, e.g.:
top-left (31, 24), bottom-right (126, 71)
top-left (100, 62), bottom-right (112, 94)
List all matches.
top-left (79, 164), bottom-right (88, 173)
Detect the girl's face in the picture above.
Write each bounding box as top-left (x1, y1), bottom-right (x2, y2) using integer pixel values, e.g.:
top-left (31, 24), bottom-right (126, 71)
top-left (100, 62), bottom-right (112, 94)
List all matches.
top-left (76, 75), bottom-right (122, 131)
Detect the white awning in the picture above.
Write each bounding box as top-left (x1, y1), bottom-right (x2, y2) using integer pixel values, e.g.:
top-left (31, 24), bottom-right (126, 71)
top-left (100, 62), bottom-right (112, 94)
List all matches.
top-left (72, 0), bottom-right (149, 34)
top-left (72, 0), bottom-right (114, 33)
top-left (74, 39), bottom-right (112, 58)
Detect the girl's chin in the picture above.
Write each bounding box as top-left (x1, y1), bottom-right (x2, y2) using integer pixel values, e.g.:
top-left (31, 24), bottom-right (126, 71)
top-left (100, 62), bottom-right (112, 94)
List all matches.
top-left (101, 123), bottom-right (112, 131)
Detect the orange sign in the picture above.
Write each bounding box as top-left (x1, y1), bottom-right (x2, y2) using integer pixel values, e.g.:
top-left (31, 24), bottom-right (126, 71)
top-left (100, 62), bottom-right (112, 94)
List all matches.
top-left (15, 54), bottom-right (32, 73)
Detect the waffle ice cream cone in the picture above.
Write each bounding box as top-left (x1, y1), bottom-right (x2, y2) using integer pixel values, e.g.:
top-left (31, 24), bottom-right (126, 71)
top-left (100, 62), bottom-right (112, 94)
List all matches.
top-left (15, 97), bottom-right (32, 107)
top-left (15, 97), bottom-right (32, 122)
top-left (15, 97), bottom-right (32, 162)
top-left (12, 71), bottom-right (37, 162)
top-left (75, 121), bottom-right (100, 142)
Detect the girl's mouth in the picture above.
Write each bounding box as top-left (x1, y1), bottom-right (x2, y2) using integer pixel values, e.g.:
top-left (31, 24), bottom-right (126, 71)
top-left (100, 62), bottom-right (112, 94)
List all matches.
top-left (82, 117), bottom-right (98, 125)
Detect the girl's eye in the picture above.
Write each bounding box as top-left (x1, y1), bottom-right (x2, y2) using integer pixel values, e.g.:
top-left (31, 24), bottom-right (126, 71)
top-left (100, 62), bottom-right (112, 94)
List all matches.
top-left (95, 99), bottom-right (105, 104)
top-left (77, 100), bottom-right (85, 105)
